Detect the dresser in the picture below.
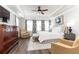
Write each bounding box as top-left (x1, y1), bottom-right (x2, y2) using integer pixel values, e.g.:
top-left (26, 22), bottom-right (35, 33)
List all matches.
top-left (64, 33), bottom-right (76, 41)
top-left (0, 24), bottom-right (18, 53)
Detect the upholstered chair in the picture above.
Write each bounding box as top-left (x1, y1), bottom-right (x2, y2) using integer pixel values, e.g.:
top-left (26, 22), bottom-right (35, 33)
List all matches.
top-left (20, 29), bottom-right (31, 39)
top-left (51, 38), bottom-right (79, 54)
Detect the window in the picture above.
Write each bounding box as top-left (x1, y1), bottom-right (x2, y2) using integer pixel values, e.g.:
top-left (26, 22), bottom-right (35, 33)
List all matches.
top-left (15, 17), bottom-right (19, 32)
top-left (16, 17), bottom-right (19, 26)
top-left (27, 20), bottom-right (33, 31)
top-left (36, 21), bottom-right (41, 32)
top-left (45, 21), bottom-right (49, 31)
top-left (26, 20), bottom-right (51, 32)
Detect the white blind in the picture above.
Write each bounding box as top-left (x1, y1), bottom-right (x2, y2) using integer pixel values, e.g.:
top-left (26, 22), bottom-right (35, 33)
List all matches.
top-left (45, 21), bottom-right (49, 31)
top-left (27, 20), bottom-right (33, 31)
top-left (36, 21), bottom-right (41, 32)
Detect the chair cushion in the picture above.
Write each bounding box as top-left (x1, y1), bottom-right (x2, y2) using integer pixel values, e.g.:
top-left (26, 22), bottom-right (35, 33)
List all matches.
top-left (59, 38), bottom-right (74, 46)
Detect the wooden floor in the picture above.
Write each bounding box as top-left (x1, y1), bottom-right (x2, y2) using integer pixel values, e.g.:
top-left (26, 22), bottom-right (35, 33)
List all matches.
top-left (9, 39), bottom-right (52, 54)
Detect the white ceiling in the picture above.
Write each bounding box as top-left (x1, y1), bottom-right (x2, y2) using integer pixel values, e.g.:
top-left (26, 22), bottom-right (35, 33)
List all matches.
top-left (2, 5), bottom-right (75, 19)
top-left (19, 5), bottom-right (63, 16)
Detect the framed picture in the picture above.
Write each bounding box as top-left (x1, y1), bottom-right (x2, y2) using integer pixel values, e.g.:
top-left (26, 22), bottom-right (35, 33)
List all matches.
top-left (55, 15), bottom-right (64, 25)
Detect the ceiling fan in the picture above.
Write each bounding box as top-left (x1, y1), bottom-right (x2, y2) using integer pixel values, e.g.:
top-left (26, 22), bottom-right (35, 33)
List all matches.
top-left (32, 6), bottom-right (48, 15)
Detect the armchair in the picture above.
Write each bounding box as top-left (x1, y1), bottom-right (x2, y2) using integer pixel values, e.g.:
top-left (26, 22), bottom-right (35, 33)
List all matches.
top-left (20, 29), bottom-right (31, 39)
top-left (51, 38), bottom-right (79, 54)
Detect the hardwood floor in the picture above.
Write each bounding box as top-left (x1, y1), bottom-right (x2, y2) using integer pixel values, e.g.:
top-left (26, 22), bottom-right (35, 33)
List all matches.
top-left (9, 39), bottom-right (52, 54)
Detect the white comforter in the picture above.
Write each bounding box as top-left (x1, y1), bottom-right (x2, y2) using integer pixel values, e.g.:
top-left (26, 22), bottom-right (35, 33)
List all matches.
top-left (38, 31), bottom-right (63, 43)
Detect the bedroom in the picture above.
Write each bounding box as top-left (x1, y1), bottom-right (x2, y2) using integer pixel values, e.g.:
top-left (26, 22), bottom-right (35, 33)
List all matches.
top-left (0, 5), bottom-right (79, 54)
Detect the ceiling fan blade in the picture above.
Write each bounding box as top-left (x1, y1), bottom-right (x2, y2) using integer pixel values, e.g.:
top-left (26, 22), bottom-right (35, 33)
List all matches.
top-left (41, 11), bottom-right (44, 14)
top-left (32, 6), bottom-right (48, 15)
top-left (42, 9), bottom-right (48, 11)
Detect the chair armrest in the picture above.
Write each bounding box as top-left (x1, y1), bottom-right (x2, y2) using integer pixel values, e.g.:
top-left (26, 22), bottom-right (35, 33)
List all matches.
top-left (51, 42), bottom-right (72, 49)
top-left (51, 42), bottom-right (73, 54)
top-left (59, 39), bottom-right (74, 46)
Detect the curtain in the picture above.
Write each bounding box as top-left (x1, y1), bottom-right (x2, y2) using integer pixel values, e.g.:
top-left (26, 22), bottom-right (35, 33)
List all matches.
top-left (41, 20), bottom-right (45, 31)
top-left (32, 20), bottom-right (37, 33)
top-left (49, 20), bottom-right (52, 32)
top-left (25, 20), bottom-right (27, 31)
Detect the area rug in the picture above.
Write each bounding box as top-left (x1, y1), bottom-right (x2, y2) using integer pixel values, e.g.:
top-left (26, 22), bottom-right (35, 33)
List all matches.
top-left (27, 38), bottom-right (51, 51)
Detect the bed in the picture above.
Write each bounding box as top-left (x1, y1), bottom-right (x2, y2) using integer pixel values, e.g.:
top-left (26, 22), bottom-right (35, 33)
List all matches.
top-left (37, 31), bottom-right (64, 43)
top-left (28, 31), bottom-right (64, 51)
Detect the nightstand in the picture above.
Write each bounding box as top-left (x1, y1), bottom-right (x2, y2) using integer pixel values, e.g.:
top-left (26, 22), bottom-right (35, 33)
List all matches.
top-left (64, 33), bottom-right (76, 41)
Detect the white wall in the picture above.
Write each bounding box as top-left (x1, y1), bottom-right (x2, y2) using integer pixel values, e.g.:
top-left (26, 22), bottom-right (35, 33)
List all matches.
top-left (25, 15), bottom-right (50, 20)
top-left (19, 18), bottom-right (25, 30)
top-left (52, 6), bottom-right (79, 38)
top-left (63, 6), bottom-right (79, 38)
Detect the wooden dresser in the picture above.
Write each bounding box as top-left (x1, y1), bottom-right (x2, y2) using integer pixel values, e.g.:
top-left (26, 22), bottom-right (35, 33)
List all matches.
top-left (0, 24), bottom-right (18, 54)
